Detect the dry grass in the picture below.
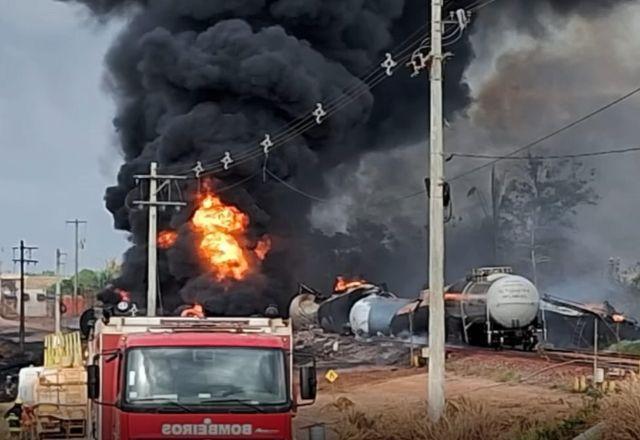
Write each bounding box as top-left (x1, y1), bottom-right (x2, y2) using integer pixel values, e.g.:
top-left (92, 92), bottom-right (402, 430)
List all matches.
top-left (334, 398), bottom-right (530, 440)
top-left (332, 397), bottom-right (604, 440)
top-left (599, 381), bottom-right (640, 440)
top-left (332, 380), bottom-right (640, 440)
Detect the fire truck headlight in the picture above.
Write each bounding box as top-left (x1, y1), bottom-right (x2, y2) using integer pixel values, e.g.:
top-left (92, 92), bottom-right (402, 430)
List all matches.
top-left (116, 301), bottom-right (130, 313)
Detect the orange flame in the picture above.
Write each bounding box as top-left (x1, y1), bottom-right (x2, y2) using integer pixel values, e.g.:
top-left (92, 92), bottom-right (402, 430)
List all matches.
top-left (181, 304), bottom-right (205, 319)
top-left (158, 230), bottom-right (178, 249)
top-left (191, 193), bottom-right (270, 281)
top-left (115, 288), bottom-right (131, 302)
top-left (612, 313), bottom-right (625, 323)
top-left (255, 236), bottom-right (271, 261)
top-left (334, 276), bottom-right (368, 292)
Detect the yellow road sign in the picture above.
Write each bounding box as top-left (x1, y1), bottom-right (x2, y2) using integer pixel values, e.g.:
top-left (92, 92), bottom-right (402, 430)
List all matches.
top-left (325, 369), bottom-right (339, 383)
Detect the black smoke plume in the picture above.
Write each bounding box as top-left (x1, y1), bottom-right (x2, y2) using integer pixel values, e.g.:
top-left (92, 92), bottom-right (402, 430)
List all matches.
top-left (58, 0), bottom-right (632, 314)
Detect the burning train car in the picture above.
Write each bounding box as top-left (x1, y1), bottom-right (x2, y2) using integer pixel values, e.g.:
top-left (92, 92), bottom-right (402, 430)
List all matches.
top-left (540, 296), bottom-right (640, 351)
top-left (291, 268), bottom-right (640, 354)
top-left (290, 277), bottom-right (396, 335)
top-left (292, 268), bottom-right (543, 350)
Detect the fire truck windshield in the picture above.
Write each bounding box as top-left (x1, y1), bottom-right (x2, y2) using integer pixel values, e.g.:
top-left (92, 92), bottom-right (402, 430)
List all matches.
top-left (123, 347), bottom-right (287, 410)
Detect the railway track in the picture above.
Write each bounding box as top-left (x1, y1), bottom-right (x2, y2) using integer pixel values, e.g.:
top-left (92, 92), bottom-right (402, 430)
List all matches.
top-left (446, 344), bottom-right (640, 373)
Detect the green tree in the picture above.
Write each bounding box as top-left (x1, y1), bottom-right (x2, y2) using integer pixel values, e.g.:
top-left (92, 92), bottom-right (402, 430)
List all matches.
top-left (48, 260), bottom-right (121, 295)
top-left (95, 259), bottom-right (120, 288)
top-left (498, 155), bottom-right (598, 284)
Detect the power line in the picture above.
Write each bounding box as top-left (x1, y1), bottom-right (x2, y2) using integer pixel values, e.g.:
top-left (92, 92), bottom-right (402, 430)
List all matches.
top-left (127, 0), bottom-right (506, 200)
top-left (450, 85), bottom-right (640, 181)
top-left (265, 170), bottom-right (330, 203)
top-left (161, 0), bottom-right (491, 178)
top-left (181, 24), bottom-right (462, 177)
top-left (265, 169), bottom-right (426, 206)
top-left (449, 146), bottom-right (640, 160)
top-left (218, 100), bottom-right (640, 207)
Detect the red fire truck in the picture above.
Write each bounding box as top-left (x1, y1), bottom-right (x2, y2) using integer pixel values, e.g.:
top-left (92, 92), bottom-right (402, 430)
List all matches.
top-left (85, 312), bottom-right (317, 440)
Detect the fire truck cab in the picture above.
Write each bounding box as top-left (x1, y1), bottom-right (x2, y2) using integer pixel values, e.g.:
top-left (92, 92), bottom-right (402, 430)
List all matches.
top-left (85, 314), bottom-right (316, 440)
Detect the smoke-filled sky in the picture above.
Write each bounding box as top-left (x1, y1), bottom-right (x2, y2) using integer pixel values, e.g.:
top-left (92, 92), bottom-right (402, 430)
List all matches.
top-left (313, 0), bottom-right (640, 295)
top-left (1, 0), bottom-right (639, 304)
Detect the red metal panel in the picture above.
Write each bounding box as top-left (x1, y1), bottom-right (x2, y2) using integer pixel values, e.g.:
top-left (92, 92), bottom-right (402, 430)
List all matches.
top-left (123, 332), bottom-right (289, 349)
top-left (121, 412), bottom-right (291, 439)
top-left (100, 333), bottom-right (122, 440)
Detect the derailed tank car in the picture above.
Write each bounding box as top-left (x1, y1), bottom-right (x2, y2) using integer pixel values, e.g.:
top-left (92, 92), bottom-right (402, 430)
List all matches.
top-left (445, 267), bottom-right (542, 350)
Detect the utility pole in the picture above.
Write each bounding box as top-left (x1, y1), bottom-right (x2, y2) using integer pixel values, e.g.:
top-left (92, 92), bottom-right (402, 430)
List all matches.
top-left (133, 162), bottom-right (186, 316)
top-left (66, 219), bottom-right (87, 316)
top-left (12, 241), bottom-right (38, 353)
top-left (54, 249), bottom-right (67, 333)
top-left (491, 165), bottom-right (500, 264)
top-left (593, 316), bottom-right (599, 382)
top-left (428, 0), bottom-right (446, 422)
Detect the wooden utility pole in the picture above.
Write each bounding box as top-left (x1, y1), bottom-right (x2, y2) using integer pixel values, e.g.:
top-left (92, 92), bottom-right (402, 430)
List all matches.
top-left (133, 162), bottom-right (187, 316)
top-left (54, 249), bottom-right (66, 333)
top-left (428, 0), bottom-right (446, 422)
top-left (12, 241), bottom-right (38, 353)
top-left (66, 219), bottom-right (87, 315)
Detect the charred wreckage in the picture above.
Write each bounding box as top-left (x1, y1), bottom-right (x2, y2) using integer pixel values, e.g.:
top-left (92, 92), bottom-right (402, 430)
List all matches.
top-left (289, 267), bottom-right (640, 352)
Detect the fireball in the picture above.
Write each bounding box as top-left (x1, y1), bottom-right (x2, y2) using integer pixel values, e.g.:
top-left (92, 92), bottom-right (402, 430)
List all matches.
top-left (191, 193), bottom-right (270, 281)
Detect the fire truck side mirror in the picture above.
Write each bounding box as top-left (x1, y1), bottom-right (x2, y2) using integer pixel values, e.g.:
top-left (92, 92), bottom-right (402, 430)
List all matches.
top-left (87, 365), bottom-right (100, 400)
top-left (300, 365), bottom-right (317, 401)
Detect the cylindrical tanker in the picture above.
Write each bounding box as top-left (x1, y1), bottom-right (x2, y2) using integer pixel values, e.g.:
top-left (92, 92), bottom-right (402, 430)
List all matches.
top-left (445, 268), bottom-right (541, 348)
top-left (289, 293), bottom-right (320, 330)
top-left (349, 295), bottom-right (413, 337)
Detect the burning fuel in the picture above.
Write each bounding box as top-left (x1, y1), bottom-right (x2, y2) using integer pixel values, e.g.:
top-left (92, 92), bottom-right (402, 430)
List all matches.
top-left (181, 304), bottom-right (205, 319)
top-left (190, 192), bottom-right (271, 282)
top-left (255, 236), bottom-right (272, 261)
top-left (157, 231), bottom-right (178, 250)
top-left (613, 313), bottom-right (625, 323)
top-left (334, 276), bottom-right (369, 293)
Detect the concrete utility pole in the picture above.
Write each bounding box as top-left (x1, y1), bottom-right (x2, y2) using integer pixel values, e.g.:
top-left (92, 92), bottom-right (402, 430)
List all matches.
top-left (12, 241), bottom-right (38, 353)
top-left (54, 249), bottom-right (66, 333)
top-left (593, 316), bottom-right (599, 381)
top-left (147, 162), bottom-right (158, 317)
top-left (133, 162), bottom-right (187, 316)
top-left (491, 165), bottom-right (500, 264)
top-left (428, 0), bottom-right (446, 422)
top-left (66, 219), bottom-right (87, 315)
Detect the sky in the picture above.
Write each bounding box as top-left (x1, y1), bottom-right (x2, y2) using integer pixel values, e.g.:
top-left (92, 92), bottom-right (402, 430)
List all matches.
top-left (1, 0), bottom-right (639, 288)
top-left (0, 0), bottom-right (127, 273)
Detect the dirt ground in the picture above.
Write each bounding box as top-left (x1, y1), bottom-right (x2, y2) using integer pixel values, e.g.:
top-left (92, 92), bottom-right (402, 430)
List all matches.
top-left (294, 352), bottom-right (590, 439)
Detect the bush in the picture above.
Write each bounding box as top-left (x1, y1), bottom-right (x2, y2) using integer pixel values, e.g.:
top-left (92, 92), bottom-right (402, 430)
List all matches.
top-left (608, 340), bottom-right (640, 356)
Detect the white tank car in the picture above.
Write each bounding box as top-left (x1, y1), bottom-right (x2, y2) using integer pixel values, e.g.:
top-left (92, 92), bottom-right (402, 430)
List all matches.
top-left (485, 274), bottom-right (539, 328)
top-left (446, 267), bottom-right (541, 349)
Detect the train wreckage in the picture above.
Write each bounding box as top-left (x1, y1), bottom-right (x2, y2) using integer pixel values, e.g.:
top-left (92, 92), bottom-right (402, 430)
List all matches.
top-left (290, 267), bottom-right (640, 351)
